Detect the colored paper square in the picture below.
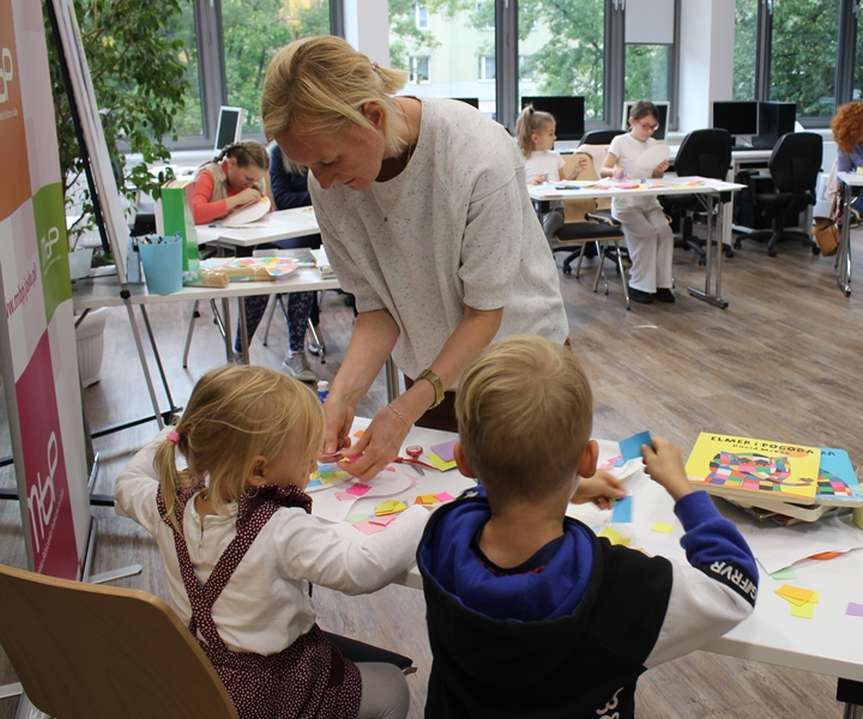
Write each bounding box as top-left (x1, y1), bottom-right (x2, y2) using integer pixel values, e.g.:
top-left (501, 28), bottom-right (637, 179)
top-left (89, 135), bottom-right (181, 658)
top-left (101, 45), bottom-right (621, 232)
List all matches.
top-left (651, 522), bottom-right (674, 533)
top-left (619, 431), bottom-right (651, 461)
top-left (790, 602), bottom-right (816, 619)
top-left (334, 492), bottom-right (354, 501)
top-left (596, 527), bottom-right (631, 547)
top-left (846, 602), bottom-right (863, 618)
top-left (415, 494), bottom-right (438, 505)
top-left (374, 500), bottom-right (408, 517)
top-left (353, 520), bottom-right (387, 535)
top-left (770, 567), bottom-right (796, 580)
top-left (346, 483), bottom-right (371, 497)
top-left (435, 492), bottom-right (455, 502)
top-left (776, 585), bottom-right (816, 604)
top-left (611, 495), bottom-right (633, 523)
top-left (430, 439), bottom-right (457, 462)
top-left (369, 514), bottom-right (399, 528)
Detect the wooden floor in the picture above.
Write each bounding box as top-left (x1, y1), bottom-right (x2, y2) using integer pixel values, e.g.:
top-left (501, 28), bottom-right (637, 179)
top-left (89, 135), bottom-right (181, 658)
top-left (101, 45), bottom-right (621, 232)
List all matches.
top-left (1, 230), bottom-right (861, 717)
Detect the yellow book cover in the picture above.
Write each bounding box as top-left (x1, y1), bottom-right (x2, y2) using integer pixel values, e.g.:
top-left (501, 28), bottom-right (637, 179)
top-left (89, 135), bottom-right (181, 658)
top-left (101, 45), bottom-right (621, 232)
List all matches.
top-left (685, 433), bottom-right (821, 501)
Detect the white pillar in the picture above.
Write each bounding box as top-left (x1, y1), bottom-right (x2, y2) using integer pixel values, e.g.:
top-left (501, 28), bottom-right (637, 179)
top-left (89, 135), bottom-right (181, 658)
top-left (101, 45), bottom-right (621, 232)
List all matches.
top-left (343, 0), bottom-right (389, 66)
top-left (678, 0), bottom-right (735, 133)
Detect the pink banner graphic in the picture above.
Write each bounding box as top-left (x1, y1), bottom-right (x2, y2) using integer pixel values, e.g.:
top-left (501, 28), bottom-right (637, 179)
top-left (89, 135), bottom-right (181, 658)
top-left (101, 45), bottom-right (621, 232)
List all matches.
top-left (15, 331), bottom-right (79, 578)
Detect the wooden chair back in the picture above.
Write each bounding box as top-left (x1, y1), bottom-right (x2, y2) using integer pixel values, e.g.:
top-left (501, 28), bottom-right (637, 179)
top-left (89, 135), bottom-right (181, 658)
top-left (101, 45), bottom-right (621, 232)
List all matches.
top-left (0, 563), bottom-right (238, 719)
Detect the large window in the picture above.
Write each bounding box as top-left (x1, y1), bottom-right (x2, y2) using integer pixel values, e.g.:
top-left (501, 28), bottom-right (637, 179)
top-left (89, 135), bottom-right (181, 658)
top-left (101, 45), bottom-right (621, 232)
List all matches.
top-left (388, 1), bottom-right (497, 118)
top-left (769, 0), bottom-right (839, 117)
top-left (856, 18), bottom-right (863, 100)
top-left (518, 0), bottom-right (605, 122)
top-left (733, 0), bottom-right (758, 100)
top-left (224, 0), bottom-right (330, 135)
top-left (625, 46), bottom-right (671, 105)
top-left (166, 3), bottom-right (204, 139)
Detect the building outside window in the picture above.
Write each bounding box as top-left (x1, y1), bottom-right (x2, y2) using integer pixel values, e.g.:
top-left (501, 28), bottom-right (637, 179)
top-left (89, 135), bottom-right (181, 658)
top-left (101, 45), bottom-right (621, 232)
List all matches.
top-left (409, 55), bottom-right (431, 84)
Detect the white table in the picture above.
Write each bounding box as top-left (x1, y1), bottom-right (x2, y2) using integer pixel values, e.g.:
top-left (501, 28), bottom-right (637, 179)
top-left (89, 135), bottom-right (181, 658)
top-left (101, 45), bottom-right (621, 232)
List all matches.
top-left (195, 207), bottom-right (320, 250)
top-left (835, 172), bottom-right (860, 297)
top-left (336, 420), bottom-right (863, 712)
top-left (529, 177), bottom-right (744, 309)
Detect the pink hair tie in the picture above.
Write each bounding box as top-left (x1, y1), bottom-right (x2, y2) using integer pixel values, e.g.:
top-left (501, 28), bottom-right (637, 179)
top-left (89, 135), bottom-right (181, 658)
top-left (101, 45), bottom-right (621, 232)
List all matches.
top-left (166, 430), bottom-right (180, 445)
top-left (371, 61), bottom-right (380, 71)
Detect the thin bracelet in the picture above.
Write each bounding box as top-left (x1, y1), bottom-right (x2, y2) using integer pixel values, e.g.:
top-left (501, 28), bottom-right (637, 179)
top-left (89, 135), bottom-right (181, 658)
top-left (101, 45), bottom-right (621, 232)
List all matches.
top-left (385, 403), bottom-right (410, 428)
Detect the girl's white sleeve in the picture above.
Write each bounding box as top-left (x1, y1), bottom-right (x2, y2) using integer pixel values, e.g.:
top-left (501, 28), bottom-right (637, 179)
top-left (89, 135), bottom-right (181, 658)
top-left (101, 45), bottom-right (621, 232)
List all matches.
top-left (274, 505), bottom-right (430, 594)
top-left (113, 433), bottom-right (168, 535)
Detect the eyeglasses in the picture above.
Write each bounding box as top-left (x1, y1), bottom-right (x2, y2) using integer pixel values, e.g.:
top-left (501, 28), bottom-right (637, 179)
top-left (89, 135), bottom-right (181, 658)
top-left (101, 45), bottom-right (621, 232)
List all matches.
top-left (634, 121), bottom-right (661, 133)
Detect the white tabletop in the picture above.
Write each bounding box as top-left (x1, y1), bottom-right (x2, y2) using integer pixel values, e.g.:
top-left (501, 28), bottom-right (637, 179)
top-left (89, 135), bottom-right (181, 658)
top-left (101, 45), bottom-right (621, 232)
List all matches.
top-left (195, 207), bottom-right (320, 248)
top-left (528, 176), bottom-right (745, 202)
top-left (838, 172), bottom-right (863, 187)
top-left (73, 266), bottom-right (338, 311)
top-left (334, 420), bottom-right (863, 682)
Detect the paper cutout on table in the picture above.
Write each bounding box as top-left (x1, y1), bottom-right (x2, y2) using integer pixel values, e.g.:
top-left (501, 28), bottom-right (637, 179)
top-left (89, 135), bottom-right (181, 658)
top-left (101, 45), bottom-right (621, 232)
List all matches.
top-left (770, 567), bottom-right (796, 580)
top-left (415, 494), bottom-right (439, 506)
top-left (353, 519), bottom-right (388, 535)
top-left (369, 514), bottom-right (399, 528)
top-left (611, 495), bottom-right (633, 523)
top-left (310, 465), bottom-right (416, 523)
top-left (809, 551), bottom-right (842, 560)
top-left (596, 527), bottom-right (630, 547)
top-left (619, 432), bottom-right (651, 462)
top-left (220, 196), bottom-right (271, 226)
top-left (424, 450), bottom-right (458, 472)
top-left (790, 602), bottom-right (816, 619)
top-left (846, 602), bottom-right (863, 618)
top-left (430, 439), bottom-right (457, 463)
top-left (346, 483), bottom-right (372, 497)
top-left (200, 256), bottom-right (297, 281)
top-left (776, 585), bottom-right (817, 605)
top-left (334, 491), bottom-right (354, 502)
top-left (602, 454), bottom-right (626, 469)
top-left (651, 522), bottom-right (674, 533)
top-left (374, 499), bottom-right (408, 517)
top-left (306, 464), bottom-right (352, 493)
top-left (436, 492), bottom-right (455, 502)
top-left (686, 433), bottom-right (820, 501)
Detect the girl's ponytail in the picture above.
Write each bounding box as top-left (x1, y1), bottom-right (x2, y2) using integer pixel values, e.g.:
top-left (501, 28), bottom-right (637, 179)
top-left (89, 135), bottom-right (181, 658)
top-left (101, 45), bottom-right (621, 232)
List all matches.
top-left (153, 429), bottom-right (184, 531)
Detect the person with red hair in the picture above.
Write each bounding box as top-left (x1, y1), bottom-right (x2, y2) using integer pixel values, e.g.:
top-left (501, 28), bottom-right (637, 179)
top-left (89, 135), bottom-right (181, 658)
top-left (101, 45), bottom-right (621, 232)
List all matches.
top-left (832, 101), bottom-right (863, 216)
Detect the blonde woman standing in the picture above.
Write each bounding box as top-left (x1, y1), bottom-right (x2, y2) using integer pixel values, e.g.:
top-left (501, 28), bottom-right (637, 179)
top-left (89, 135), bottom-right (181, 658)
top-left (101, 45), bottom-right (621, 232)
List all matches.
top-left (261, 36), bottom-right (568, 482)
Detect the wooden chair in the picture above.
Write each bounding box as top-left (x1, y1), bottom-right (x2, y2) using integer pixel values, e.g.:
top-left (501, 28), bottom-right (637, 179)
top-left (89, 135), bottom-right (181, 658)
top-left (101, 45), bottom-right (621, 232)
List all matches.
top-left (0, 563), bottom-right (238, 719)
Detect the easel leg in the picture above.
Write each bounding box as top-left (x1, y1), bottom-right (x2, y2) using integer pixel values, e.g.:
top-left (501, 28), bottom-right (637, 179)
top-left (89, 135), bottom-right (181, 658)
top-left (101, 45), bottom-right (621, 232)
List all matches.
top-left (221, 298), bottom-right (233, 362)
top-left (139, 305), bottom-right (177, 420)
top-left (124, 302), bottom-right (164, 430)
top-left (181, 300), bottom-right (199, 369)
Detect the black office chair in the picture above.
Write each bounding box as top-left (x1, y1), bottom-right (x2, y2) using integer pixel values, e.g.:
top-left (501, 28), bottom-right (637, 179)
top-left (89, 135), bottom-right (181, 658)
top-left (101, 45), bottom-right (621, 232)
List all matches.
top-left (579, 129), bottom-right (626, 146)
top-left (662, 128), bottom-right (732, 265)
top-left (736, 132), bottom-right (822, 257)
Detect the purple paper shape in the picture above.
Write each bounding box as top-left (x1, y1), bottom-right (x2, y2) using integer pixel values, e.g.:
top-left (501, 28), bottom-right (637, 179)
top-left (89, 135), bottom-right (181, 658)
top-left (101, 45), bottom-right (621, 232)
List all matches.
top-left (430, 439), bottom-right (457, 462)
top-left (847, 602), bottom-right (863, 617)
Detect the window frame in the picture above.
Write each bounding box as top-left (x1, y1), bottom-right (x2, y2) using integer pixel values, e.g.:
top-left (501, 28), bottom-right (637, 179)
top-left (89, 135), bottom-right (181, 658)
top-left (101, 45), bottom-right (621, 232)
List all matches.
top-left (415, 3), bottom-right (429, 30)
top-left (409, 55), bottom-right (431, 84)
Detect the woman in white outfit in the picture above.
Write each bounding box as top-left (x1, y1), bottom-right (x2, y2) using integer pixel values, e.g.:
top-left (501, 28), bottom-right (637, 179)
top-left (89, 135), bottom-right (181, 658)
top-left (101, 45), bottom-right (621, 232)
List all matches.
top-left (602, 101), bottom-right (674, 304)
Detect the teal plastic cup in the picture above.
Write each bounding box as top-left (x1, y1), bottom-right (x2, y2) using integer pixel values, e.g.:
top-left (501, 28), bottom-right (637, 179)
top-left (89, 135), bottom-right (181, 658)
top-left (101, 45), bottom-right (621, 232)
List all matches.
top-left (138, 235), bottom-right (183, 295)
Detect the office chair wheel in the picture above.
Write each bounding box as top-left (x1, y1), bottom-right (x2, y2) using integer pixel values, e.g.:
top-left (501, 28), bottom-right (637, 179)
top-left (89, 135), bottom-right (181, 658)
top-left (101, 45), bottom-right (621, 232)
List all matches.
top-left (698, 256), bottom-right (706, 267)
top-left (768, 247), bottom-right (777, 257)
top-left (562, 264), bottom-right (572, 275)
top-left (723, 246), bottom-right (735, 259)
top-left (733, 238), bottom-right (742, 250)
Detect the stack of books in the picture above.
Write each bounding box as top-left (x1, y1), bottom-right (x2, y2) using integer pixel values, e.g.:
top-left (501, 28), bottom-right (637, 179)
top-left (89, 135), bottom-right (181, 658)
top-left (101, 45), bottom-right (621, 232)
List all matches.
top-left (685, 433), bottom-right (862, 524)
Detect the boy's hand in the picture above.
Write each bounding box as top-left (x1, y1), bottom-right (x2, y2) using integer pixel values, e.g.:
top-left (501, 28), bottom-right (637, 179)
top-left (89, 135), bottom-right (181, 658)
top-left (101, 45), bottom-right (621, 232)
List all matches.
top-left (571, 470), bottom-right (626, 509)
top-left (641, 437), bottom-right (692, 502)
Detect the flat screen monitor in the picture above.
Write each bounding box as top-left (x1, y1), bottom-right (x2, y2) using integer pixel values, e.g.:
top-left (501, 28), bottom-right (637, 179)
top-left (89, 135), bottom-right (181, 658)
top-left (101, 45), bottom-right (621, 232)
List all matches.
top-left (712, 101), bottom-right (758, 136)
top-left (451, 97), bottom-right (480, 108)
top-left (520, 95), bottom-right (586, 141)
top-left (214, 106), bottom-right (244, 151)
top-left (621, 100), bottom-right (669, 141)
top-left (757, 101), bottom-right (796, 140)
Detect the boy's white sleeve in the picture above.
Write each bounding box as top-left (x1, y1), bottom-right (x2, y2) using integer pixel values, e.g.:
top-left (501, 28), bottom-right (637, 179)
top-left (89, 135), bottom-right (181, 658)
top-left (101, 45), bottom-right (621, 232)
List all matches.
top-left (113, 433), bottom-right (168, 535)
top-left (274, 505), bottom-right (430, 594)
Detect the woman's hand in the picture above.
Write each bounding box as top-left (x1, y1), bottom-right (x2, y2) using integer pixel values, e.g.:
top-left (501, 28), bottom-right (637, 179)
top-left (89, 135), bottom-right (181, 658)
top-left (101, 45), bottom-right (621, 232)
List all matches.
top-left (319, 394), bottom-right (355, 461)
top-left (652, 160), bottom-right (670, 178)
top-left (338, 404), bottom-right (411, 482)
top-left (571, 469), bottom-right (626, 509)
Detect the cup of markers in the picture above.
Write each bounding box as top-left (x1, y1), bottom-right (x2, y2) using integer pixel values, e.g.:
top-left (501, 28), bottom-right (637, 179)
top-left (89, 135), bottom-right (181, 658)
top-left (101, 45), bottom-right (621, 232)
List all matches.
top-left (137, 234), bottom-right (183, 295)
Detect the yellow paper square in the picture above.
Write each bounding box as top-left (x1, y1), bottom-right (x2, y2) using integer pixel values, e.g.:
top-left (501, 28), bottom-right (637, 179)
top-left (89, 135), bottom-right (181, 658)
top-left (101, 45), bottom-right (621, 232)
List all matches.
top-left (790, 602), bottom-right (816, 619)
top-left (651, 522), bottom-right (674, 533)
top-left (374, 500), bottom-right (407, 517)
top-left (597, 527), bottom-right (631, 547)
top-left (776, 585), bottom-right (815, 604)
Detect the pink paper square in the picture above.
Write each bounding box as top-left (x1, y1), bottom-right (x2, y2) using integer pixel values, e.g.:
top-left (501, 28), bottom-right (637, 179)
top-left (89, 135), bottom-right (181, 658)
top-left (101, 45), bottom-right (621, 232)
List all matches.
top-left (435, 492), bottom-right (455, 502)
top-left (334, 492), bottom-right (355, 502)
top-left (346, 483), bottom-right (371, 497)
top-left (369, 514), bottom-right (399, 528)
top-left (353, 520), bottom-right (387, 535)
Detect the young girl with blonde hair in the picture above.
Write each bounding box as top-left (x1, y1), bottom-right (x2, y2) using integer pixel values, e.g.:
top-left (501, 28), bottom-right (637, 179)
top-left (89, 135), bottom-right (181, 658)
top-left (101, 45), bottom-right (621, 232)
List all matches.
top-left (115, 365), bottom-right (428, 719)
top-left (260, 36), bottom-right (568, 481)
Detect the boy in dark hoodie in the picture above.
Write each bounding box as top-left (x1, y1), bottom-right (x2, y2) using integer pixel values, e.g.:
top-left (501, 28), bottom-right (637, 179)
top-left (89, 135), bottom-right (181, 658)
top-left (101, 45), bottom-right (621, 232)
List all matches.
top-left (417, 335), bottom-right (758, 719)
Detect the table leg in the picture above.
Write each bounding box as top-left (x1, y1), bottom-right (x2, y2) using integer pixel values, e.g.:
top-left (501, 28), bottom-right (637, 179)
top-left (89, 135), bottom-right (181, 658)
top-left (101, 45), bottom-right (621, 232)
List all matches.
top-left (837, 678), bottom-right (863, 718)
top-left (837, 183), bottom-right (853, 297)
top-left (221, 297), bottom-right (233, 362)
top-left (237, 296), bottom-right (250, 364)
top-left (688, 195), bottom-right (729, 309)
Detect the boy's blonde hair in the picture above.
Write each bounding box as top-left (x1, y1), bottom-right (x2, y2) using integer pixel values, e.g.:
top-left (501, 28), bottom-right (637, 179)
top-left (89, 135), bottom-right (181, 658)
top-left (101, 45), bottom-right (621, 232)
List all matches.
top-left (516, 105), bottom-right (555, 158)
top-left (153, 365), bottom-right (323, 526)
top-left (261, 35), bottom-right (408, 157)
top-left (455, 336), bottom-right (593, 504)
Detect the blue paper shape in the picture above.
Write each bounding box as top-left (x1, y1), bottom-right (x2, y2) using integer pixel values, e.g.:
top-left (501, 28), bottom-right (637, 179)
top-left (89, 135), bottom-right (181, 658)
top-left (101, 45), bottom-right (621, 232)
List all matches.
top-left (619, 431), bottom-right (652, 462)
top-left (611, 495), bottom-right (633, 523)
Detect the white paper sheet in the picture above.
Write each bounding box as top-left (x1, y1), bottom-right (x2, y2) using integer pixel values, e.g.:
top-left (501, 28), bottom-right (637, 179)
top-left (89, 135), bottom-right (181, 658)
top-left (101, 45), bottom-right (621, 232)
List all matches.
top-left (220, 196), bottom-right (272, 227)
top-left (311, 465), bottom-right (417, 523)
top-left (630, 143), bottom-right (669, 179)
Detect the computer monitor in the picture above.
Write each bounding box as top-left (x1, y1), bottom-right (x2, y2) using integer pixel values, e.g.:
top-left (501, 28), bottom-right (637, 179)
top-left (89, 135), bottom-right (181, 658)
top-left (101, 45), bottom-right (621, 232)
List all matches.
top-left (520, 95), bottom-right (586, 141)
top-left (712, 101), bottom-right (759, 137)
top-left (621, 100), bottom-right (669, 141)
top-left (757, 101), bottom-right (796, 141)
top-left (214, 106), bottom-right (244, 151)
top-left (451, 97), bottom-right (480, 108)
